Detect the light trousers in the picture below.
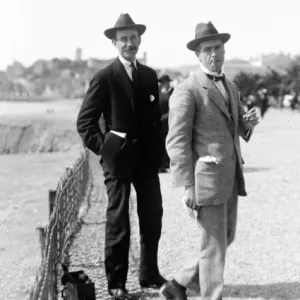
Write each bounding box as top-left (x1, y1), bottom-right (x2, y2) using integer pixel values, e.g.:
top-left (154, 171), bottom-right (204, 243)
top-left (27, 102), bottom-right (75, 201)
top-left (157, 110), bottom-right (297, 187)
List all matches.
top-left (175, 179), bottom-right (238, 300)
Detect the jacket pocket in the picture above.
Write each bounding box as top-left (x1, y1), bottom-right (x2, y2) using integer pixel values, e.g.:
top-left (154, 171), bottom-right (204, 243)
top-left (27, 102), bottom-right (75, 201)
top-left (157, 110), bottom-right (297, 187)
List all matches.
top-left (100, 132), bottom-right (126, 160)
top-left (100, 132), bottom-right (140, 177)
top-left (194, 158), bottom-right (236, 205)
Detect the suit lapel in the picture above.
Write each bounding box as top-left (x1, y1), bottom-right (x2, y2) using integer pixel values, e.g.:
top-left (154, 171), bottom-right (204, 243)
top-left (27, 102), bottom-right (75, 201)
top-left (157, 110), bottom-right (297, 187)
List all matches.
top-left (136, 61), bottom-right (147, 96)
top-left (135, 61), bottom-right (150, 108)
top-left (195, 69), bottom-right (232, 120)
top-left (113, 58), bottom-right (134, 103)
top-left (224, 78), bottom-right (238, 129)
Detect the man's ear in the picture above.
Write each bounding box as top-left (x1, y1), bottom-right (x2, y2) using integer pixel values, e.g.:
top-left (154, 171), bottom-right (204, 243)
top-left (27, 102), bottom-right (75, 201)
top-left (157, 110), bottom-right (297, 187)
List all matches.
top-left (112, 39), bottom-right (116, 46)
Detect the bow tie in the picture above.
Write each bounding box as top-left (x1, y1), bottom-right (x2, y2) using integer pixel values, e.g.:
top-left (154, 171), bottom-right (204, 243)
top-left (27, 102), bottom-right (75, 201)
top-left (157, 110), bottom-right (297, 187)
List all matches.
top-left (206, 74), bottom-right (224, 82)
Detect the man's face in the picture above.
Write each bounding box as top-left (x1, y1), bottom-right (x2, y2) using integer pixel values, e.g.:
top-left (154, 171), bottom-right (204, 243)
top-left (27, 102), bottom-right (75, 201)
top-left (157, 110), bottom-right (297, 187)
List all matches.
top-left (196, 39), bottom-right (225, 73)
top-left (113, 28), bottom-right (141, 62)
top-left (160, 81), bottom-right (171, 91)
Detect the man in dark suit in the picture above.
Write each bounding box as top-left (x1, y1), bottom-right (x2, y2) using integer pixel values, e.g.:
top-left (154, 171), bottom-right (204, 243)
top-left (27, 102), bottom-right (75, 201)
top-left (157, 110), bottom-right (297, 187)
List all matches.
top-left (158, 74), bottom-right (174, 172)
top-left (76, 13), bottom-right (166, 300)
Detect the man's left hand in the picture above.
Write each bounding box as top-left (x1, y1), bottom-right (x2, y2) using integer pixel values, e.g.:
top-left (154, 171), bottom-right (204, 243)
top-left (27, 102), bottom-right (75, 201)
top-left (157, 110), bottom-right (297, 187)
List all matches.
top-left (242, 107), bottom-right (259, 130)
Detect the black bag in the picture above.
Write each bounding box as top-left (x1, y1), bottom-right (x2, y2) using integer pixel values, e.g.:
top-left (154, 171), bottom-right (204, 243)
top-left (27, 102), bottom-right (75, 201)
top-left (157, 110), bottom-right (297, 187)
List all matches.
top-left (61, 264), bottom-right (95, 300)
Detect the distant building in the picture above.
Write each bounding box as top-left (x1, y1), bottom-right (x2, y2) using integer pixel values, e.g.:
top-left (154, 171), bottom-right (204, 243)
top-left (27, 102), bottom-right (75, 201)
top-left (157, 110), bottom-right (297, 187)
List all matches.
top-left (32, 60), bottom-right (48, 76)
top-left (76, 48), bottom-right (82, 62)
top-left (250, 57), bottom-right (263, 67)
top-left (87, 58), bottom-right (113, 70)
top-left (61, 69), bottom-right (73, 78)
top-left (6, 61), bottom-right (26, 80)
top-left (141, 51), bottom-right (147, 65)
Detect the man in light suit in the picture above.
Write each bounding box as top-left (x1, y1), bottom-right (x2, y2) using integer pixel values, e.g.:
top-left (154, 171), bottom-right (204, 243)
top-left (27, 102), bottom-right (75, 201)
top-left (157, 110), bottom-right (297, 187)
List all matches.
top-left (77, 13), bottom-right (166, 299)
top-left (160, 22), bottom-right (259, 300)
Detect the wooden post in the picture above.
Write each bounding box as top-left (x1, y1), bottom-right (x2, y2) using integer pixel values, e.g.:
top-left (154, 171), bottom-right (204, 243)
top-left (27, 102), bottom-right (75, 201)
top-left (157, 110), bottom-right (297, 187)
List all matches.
top-left (48, 189), bottom-right (56, 220)
top-left (36, 226), bottom-right (46, 264)
top-left (48, 189), bottom-right (56, 299)
top-left (48, 234), bottom-right (57, 300)
top-left (30, 227), bottom-right (46, 300)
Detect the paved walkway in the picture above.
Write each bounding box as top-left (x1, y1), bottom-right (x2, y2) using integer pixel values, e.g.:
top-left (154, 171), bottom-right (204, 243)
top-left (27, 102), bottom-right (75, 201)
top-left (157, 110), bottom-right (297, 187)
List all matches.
top-left (68, 109), bottom-right (300, 300)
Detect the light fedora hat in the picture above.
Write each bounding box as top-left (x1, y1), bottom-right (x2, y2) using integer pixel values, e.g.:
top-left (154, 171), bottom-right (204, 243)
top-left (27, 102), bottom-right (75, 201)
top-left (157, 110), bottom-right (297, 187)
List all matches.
top-left (104, 13), bottom-right (146, 39)
top-left (186, 21), bottom-right (231, 51)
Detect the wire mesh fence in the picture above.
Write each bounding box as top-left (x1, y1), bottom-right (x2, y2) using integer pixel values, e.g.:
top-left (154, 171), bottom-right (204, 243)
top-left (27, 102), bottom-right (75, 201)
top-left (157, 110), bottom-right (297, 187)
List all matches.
top-left (29, 147), bottom-right (91, 300)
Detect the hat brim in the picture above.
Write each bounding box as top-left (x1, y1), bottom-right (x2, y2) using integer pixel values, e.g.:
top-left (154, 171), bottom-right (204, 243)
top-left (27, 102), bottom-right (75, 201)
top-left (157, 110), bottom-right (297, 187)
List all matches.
top-left (104, 24), bottom-right (146, 39)
top-left (186, 33), bottom-right (231, 51)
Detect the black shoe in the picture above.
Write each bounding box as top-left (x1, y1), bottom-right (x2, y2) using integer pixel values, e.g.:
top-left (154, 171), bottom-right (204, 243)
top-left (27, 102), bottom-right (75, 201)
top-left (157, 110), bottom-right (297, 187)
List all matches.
top-left (108, 288), bottom-right (131, 299)
top-left (140, 274), bottom-right (167, 289)
top-left (159, 280), bottom-right (187, 300)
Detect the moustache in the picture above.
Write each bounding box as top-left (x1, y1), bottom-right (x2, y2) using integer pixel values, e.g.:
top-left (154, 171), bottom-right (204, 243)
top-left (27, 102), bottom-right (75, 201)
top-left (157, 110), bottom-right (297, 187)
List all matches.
top-left (125, 46), bottom-right (137, 51)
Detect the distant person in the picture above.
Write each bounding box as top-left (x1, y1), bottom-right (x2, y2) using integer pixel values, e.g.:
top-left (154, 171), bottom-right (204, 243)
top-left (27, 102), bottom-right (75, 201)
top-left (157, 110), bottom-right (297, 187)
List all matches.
top-left (160, 21), bottom-right (259, 300)
top-left (246, 94), bottom-right (257, 111)
top-left (158, 74), bottom-right (174, 172)
top-left (76, 13), bottom-right (166, 300)
top-left (290, 90), bottom-right (299, 111)
top-left (257, 88), bottom-right (269, 118)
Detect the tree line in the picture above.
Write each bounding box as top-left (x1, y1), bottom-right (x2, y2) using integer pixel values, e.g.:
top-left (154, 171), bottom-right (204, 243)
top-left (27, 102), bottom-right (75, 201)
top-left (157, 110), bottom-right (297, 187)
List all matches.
top-left (233, 55), bottom-right (300, 113)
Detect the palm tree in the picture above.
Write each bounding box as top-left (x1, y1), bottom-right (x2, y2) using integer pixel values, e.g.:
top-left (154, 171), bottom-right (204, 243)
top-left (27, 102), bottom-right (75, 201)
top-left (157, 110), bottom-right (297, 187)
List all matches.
top-left (233, 72), bottom-right (262, 97)
top-left (284, 57), bottom-right (300, 92)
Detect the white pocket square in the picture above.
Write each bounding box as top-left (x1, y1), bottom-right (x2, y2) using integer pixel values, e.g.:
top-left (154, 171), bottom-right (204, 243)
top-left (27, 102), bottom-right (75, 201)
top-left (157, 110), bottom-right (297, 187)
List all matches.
top-left (149, 95), bottom-right (155, 102)
top-left (199, 156), bottom-right (220, 164)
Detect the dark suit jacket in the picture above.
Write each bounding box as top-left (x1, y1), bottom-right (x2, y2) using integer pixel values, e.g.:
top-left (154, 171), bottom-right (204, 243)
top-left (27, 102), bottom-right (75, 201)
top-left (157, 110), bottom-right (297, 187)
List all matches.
top-left (159, 87), bottom-right (174, 134)
top-left (77, 57), bottom-right (164, 177)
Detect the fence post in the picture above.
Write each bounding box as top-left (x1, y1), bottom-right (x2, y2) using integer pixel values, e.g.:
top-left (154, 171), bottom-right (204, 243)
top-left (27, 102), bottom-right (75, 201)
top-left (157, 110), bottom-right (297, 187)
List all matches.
top-left (30, 226), bottom-right (47, 300)
top-left (48, 189), bottom-right (56, 220)
top-left (48, 231), bottom-right (57, 300)
top-left (36, 226), bottom-right (46, 264)
top-left (48, 189), bottom-right (57, 300)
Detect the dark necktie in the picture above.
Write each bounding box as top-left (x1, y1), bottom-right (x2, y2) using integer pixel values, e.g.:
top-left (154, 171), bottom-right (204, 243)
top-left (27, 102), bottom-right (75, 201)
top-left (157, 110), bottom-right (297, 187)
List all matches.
top-left (130, 62), bottom-right (140, 112)
top-left (206, 73), bottom-right (224, 82)
top-left (130, 62), bottom-right (139, 87)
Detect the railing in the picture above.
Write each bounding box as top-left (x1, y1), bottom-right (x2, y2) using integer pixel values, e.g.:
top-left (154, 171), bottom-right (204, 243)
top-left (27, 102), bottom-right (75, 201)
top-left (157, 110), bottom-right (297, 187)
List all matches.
top-left (29, 147), bottom-right (92, 300)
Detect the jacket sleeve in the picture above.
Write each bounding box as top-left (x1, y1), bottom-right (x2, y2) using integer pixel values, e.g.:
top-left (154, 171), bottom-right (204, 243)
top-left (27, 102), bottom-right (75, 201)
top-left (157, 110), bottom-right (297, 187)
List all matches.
top-left (153, 71), bottom-right (162, 127)
top-left (76, 75), bottom-right (108, 155)
top-left (166, 82), bottom-right (195, 187)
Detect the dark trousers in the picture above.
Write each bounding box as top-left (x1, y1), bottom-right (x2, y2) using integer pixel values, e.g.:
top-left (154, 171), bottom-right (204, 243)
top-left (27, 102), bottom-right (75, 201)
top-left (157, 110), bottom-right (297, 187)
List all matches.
top-left (101, 158), bottom-right (163, 289)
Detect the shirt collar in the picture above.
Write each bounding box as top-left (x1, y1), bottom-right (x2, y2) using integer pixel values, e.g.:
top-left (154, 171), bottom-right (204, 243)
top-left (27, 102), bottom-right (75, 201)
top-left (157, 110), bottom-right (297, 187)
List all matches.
top-left (118, 55), bottom-right (137, 68)
top-left (200, 63), bottom-right (223, 77)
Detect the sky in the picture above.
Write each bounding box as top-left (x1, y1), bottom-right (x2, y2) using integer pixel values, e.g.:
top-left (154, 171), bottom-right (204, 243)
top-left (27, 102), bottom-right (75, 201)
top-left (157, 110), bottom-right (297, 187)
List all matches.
top-left (2, 0), bottom-right (300, 70)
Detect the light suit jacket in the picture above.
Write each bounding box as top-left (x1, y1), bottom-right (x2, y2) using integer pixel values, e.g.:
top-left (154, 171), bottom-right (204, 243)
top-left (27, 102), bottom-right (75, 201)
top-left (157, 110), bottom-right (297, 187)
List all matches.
top-left (166, 68), bottom-right (252, 206)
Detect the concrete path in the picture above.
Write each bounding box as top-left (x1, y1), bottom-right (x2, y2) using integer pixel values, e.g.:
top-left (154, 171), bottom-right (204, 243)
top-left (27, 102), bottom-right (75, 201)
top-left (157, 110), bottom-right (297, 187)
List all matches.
top-left (68, 108), bottom-right (300, 300)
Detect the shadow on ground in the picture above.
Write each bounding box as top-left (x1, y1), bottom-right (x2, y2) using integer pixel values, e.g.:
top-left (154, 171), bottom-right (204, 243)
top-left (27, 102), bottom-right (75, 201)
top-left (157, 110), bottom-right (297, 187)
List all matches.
top-left (244, 166), bottom-right (270, 173)
top-left (224, 282), bottom-right (300, 299)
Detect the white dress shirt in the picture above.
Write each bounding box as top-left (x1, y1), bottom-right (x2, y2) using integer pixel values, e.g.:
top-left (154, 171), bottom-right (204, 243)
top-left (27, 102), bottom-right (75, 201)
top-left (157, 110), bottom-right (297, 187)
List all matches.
top-left (200, 63), bottom-right (228, 102)
top-left (109, 56), bottom-right (138, 139)
top-left (118, 55), bottom-right (137, 81)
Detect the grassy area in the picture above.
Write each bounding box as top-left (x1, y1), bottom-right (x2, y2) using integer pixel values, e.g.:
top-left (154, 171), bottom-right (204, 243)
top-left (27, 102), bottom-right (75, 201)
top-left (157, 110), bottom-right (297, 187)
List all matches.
top-left (0, 99), bottom-right (83, 299)
top-left (0, 150), bottom-right (81, 300)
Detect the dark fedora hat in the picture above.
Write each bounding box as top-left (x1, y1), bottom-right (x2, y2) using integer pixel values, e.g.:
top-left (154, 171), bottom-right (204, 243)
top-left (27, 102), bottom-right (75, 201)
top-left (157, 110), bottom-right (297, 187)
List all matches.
top-left (158, 74), bottom-right (172, 82)
top-left (186, 21), bottom-right (231, 51)
top-left (104, 13), bottom-right (146, 39)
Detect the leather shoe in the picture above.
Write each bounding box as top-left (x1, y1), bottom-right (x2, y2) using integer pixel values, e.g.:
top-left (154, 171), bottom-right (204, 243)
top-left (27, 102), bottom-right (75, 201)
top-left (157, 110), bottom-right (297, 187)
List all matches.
top-left (108, 288), bottom-right (131, 299)
top-left (140, 274), bottom-right (167, 289)
top-left (159, 280), bottom-right (187, 300)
